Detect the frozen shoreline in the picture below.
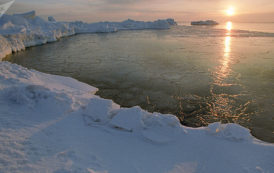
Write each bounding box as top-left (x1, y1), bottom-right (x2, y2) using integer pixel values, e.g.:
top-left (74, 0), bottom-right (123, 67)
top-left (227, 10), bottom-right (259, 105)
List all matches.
top-left (0, 11), bottom-right (176, 60)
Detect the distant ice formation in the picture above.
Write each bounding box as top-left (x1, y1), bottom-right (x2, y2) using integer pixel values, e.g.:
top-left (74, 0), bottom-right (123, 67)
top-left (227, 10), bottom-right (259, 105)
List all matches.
top-left (48, 16), bottom-right (56, 22)
top-left (191, 20), bottom-right (219, 26)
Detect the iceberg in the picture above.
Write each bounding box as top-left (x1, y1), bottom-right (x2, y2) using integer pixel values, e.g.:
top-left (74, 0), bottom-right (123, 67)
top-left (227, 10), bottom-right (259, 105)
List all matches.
top-left (0, 11), bottom-right (177, 60)
top-left (48, 16), bottom-right (56, 22)
top-left (191, 20), bottom-right (219, 26)
top-left (0, 61), bottom-right (273, 173)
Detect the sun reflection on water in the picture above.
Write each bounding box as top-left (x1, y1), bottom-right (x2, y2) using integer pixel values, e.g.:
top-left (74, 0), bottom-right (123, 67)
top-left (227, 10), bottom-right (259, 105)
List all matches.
top-left (209, 21), bottom-right (234, 120)
top-left (220, 22), bottom-right (232, 78)
top-left (224, 36), bottom-right (231, 55)
top-left (221, 35), bottom-right (231, 77)
top-left (226, 21), bottom-right (233, 33)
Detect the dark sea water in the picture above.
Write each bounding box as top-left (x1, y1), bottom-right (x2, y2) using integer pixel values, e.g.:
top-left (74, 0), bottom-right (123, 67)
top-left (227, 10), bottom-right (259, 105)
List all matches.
top-left (4, 22), bottom-right (274, 143)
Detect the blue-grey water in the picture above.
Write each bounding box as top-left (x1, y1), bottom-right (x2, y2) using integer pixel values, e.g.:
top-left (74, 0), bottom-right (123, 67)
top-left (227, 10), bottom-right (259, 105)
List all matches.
top-left (4, 23), bottom-right (274, 142)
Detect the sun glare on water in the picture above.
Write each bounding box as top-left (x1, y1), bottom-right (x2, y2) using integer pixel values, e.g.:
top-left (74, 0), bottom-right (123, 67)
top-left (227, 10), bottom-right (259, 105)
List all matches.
top-left (226, 6), bottom-right (235, 16)
top-left (226, 21), bottom-right (232, 31)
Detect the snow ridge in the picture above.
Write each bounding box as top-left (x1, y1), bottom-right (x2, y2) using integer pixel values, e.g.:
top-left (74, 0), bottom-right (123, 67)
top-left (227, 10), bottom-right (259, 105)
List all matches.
top-left (0, 11), bottom-right (177, 60)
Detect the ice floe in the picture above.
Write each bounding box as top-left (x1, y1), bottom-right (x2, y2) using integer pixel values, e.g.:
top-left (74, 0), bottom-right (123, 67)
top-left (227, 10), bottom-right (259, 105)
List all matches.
top-left (191, 20), bottom-right (219, 26)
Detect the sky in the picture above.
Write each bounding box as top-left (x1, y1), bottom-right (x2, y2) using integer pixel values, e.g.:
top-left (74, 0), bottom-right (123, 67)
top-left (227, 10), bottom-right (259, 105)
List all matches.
top-left (4, 0), bottom-right (274, 22)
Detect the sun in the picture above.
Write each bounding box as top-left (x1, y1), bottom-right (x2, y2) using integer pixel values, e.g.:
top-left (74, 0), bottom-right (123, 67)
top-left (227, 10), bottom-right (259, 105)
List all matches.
top-left (226, 6), bottom-right (235, 16)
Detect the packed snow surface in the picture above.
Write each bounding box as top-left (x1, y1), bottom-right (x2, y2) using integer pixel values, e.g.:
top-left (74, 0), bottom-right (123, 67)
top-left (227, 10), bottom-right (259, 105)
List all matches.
top-left (0, 61), bottom-right (274, 173)
top-left (0, 11), bottom-right (177, 60)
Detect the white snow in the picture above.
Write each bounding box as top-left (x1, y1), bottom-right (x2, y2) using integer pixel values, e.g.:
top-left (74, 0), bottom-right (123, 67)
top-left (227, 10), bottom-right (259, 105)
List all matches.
top-left (0, 11), bottom-right (177, 60)
top-left (0, 61), bottom-right (273, 173)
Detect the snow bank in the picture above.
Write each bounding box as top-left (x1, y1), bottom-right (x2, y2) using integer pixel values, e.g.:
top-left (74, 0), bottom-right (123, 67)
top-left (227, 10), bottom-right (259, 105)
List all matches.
top-left (0, 11), bottom-right (177, 60)
top-left (207, 122), bottom-right (252, 141)
top-left (0, 61), bottom-right (273, 173)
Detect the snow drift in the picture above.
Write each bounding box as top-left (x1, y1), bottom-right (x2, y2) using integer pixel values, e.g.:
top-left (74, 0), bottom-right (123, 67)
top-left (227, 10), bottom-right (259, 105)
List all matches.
top-left (0, 61), bottom-right (273, 173)
top-left (0, 11), bottom-right (177, 60)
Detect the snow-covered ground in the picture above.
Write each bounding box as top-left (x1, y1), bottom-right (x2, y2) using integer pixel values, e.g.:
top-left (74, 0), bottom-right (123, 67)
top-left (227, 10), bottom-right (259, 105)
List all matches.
top-left (0, 61), bottom-right (274, 173)
top-left (0, 11), bottom-right (176, 60)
